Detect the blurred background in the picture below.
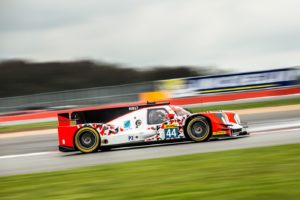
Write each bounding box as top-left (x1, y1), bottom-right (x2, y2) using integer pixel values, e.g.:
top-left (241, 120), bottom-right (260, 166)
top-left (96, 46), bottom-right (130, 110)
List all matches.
top-left (1, 1), bottom-right (300, 199)
top-left (1, 0), bottom-right (300, 115)
top-left (0, 60), bottom-right (299, 113)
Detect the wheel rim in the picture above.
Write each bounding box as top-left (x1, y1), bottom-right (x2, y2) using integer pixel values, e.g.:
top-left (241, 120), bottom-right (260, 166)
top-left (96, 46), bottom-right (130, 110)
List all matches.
top-left (79, 131), bottom-right (97, 149)
top-left (190, 121), bottom-right (208, 139)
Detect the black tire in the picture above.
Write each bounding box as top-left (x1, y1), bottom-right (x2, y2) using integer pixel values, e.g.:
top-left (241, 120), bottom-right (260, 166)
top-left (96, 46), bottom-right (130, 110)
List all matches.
top-left (74, 127), bottom-right (100, 153)
top-left (185, 116), bottom-right (211, 142)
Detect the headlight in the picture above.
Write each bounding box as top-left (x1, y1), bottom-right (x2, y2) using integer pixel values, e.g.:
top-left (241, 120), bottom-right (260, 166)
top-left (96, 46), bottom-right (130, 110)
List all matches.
top-left (234, 114), bottom-right (241, 124)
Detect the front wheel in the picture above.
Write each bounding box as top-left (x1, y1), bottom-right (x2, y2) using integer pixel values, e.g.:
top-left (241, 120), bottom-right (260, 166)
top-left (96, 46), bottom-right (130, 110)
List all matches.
top-left (185, 117), bottom-right (211, 142)
top-left (74, 127), bottom-right (100, 153)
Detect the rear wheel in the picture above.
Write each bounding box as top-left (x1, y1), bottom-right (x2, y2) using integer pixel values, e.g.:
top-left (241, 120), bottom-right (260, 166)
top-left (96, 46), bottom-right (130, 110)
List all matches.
top-left (74, 127), bottom-right (100, 153)
top-left (185, 117), bottom-right (211, 142)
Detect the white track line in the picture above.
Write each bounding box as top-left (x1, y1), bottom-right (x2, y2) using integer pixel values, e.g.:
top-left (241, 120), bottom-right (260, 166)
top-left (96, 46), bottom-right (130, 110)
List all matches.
top-left (0, 151), bottom-right (57, 159)
top-left (248, 120), bottom-right (300, 133)
top-left (251, 127), bottom-right (300, 135)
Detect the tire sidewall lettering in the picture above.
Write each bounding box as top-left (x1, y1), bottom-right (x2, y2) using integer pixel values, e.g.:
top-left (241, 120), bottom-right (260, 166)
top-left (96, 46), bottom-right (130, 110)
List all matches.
top-left (187, 117), bottom-right (210, 141)
top-left (75, 127), bottom-right (100, 153)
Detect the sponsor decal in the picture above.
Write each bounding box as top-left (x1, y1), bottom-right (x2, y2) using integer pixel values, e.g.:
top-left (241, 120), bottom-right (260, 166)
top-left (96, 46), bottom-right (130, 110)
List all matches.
top-left (135, 119), bottom-right (142, 128)
top-left (124, 120), bottom-right (131, 130)
top-left (128, 136), bottom-right (134, 141)
top-left (129, 106), bottom-right (138, 111)
top-left (162, 68), bottom-right (298, 97)
top-left (164, 124), bottom-right (178, 129)
top-left (213, 131), bottom-right (227, 135)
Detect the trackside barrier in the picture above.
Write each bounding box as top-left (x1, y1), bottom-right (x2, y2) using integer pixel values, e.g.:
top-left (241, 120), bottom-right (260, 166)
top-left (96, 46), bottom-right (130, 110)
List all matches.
top-left (0, 67), bottom-right (299, 122)
top-left (166, 86), bottom-right (300, 106)
top-left (156, 67), bottom-right (299, 98)
top-left (1, 86), bottom-right (299, 123)
top-left (0, 82), bottom-right (155, 113)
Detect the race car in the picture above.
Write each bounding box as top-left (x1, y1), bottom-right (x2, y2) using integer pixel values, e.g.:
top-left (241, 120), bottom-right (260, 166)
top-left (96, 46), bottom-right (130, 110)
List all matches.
top-left (57, 102), bottom-right (249, 153)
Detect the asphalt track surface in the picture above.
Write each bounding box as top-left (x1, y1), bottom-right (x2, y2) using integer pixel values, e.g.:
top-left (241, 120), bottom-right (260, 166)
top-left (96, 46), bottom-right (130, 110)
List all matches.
top-left (1, 110), bottom-right (300, 176)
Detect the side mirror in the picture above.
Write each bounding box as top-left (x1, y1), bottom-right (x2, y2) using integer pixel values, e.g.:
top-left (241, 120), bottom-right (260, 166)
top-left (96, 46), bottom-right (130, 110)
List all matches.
top-left (167, 113), bottom-right (175, 119)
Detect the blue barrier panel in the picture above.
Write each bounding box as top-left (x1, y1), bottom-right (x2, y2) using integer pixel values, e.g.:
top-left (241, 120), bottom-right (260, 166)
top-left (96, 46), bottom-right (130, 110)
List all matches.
top-left (160, 67), bottom-right (299, 98)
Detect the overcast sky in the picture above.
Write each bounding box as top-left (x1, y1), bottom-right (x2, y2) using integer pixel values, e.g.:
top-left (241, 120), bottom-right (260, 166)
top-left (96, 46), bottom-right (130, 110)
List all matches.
top-left (0, 0), bottom-right (300, 71)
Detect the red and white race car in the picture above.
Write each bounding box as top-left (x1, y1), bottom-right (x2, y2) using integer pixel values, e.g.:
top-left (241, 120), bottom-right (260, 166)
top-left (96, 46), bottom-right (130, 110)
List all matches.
top-left (58, 102), bottom-right (249, 153)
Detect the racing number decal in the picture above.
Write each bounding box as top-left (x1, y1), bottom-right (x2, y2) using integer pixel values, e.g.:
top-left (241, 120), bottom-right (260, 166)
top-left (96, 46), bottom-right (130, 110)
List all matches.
top-left (164, 124), bottom-right (179, 139)
top-left (165, 129), bottom-right (178, 138)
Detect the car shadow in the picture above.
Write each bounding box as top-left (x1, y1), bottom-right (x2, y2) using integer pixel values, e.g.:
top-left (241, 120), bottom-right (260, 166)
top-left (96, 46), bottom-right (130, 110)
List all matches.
top-left (61, 136), bottom-right (249, 157)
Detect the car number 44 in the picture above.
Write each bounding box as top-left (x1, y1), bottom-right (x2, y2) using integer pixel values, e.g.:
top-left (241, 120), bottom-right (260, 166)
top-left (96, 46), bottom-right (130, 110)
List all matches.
top-left (164, 128), bottom-right (179, 139)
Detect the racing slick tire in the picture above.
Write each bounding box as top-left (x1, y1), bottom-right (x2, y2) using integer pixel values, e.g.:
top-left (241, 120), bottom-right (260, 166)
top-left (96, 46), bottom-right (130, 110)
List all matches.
top-left (74, 127), bottom-right (100, 153)
top-left (185, 116), bottom-right (211, 142)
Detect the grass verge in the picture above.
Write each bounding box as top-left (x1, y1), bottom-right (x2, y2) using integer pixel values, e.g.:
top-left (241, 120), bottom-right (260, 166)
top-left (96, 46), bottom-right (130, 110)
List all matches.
top-left (1, 143), bottom-right (300, 199)
top-left (1, 97), bottom-right (300, 134)
top-left (0, 121), bottom-right (57, 133)
top-left (189, 97), bottom-right (300, 112)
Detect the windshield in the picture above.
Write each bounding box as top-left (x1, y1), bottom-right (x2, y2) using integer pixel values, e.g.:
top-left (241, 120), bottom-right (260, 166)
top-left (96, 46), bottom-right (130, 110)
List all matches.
top-left (148, 108), bottom-right (168, 124)
top-left (171, 106), bottom-right (191, 116)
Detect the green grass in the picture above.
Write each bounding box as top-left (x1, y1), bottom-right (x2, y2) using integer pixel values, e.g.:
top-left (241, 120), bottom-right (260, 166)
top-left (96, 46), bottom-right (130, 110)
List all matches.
top-left (0, 121), bottom-right (57, 133)
top-left (189, 97), bottom-right (300, 112)
top-left (1, 143), bottom-right (300, 199)
top-left (1, 97), bottom-right (300, 133)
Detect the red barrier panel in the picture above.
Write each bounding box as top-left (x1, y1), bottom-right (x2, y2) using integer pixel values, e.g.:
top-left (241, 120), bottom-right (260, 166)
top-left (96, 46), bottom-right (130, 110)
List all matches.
top-left (0, 86), bottom-right (299, 123)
